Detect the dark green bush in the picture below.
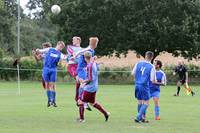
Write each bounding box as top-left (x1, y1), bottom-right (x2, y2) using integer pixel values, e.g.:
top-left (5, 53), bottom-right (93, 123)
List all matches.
top-left (0, 57), bottom-right (200, 84)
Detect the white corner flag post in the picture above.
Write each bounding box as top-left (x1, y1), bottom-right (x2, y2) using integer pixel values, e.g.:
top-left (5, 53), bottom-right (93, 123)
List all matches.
top-left (17, 0), bottom-right (21, 95)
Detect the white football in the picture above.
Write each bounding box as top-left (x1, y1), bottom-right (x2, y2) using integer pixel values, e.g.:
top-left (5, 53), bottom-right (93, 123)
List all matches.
top-left (51, 5), bottom-right (61, 15)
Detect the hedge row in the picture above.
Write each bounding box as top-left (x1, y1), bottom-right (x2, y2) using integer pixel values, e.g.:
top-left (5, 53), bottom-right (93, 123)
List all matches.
top-left (0, 57), bottom-right (200, 84)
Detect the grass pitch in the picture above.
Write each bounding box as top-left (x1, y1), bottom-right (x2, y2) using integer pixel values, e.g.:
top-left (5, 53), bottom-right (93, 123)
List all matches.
top-left (0, 82), bottom-right (199, 133)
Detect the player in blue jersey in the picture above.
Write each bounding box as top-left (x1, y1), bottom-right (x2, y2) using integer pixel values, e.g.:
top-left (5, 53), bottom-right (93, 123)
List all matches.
top-left (66, 36), bottom-right (82, 102)
top-left (150, 60), bottom-right (166, 120)
top-left (74, 37), bottom-right (98, 81)
top-left (36, 41), bottom-right (67, 107)
top-left (132, 51), bottom-right (156, 123)
top-left (77, 51), bottom-right (110, 123)
top-left (32, 42), bottom-right (52, 89)
top-left (73, 37), bottom-right (99, 110)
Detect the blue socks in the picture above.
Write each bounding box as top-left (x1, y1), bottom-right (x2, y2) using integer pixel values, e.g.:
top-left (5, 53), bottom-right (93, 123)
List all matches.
top-left (52, 91), bottom-right (56, 103)
top-left (47, 90), bottom-right (51, 102)
top-left (46, 90), bottom-right (56, 103)
top-left (137, 104), bottom-right (146, 118)
top-left (155, 106), bottom-right (160, 117)
top-left (143, 108), bottom-right (146, 119)
top-left (137, 104), bottom-right (142, 113)
top-left (137, 104), bottom-right (148, 121)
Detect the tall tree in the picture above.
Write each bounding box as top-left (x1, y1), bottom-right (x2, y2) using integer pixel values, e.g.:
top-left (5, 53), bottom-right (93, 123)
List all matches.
top-left (27, 0), bottom-right (200, 59)
top-left (0, 6), bottom-right (15, 54)
top-left (0, 0), bottom-right (25, 55)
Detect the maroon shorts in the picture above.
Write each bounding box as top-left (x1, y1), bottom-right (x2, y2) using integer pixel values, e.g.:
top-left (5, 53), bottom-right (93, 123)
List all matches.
top-left (81, 91), bottom-right (96, 104)
top-left (67, 64), bottom-right (77, 78)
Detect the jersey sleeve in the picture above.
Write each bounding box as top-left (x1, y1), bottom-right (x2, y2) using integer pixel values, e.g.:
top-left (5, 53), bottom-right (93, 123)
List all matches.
top-left (150, 66), bottom-right (156, 82)
top-left (161, 72), bottom-right (167, 86)
top-left (131, 63), bottom-right (138, 76)
top-left (38, 48), bottom-right (50, 54)
top-left (60, 53), bottom-right (67, 60)
top-left (75, 47), bottom-right (91, 58)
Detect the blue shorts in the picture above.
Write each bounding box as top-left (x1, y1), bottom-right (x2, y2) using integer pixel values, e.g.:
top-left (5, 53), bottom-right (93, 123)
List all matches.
top-left (42, 67), bottom-right (57, 82)
top-left (135, 85), bottom-right (150, 101)
top-left (150, 91), bottom-right (160, 98)
top-left (77, 68), bottom-right (87, 80)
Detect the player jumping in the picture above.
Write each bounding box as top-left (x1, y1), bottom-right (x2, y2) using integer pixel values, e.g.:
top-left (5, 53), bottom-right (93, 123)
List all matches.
top-left (32, 42), bottom-right (52, 89)
top-left (66, 36), bottom-right (82, 101)
top-left (77, 51), bottom-right (110, 123)
top-left (74, 37), bottom-right (99, 110)
top-left (36, 41), bottom-right (67, 107)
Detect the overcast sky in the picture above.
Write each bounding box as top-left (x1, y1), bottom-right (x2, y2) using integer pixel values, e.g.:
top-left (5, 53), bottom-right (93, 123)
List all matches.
top-left (20, 0), bottom-right (42, 17)
top-left (20, 0), bottom-right (29, 9)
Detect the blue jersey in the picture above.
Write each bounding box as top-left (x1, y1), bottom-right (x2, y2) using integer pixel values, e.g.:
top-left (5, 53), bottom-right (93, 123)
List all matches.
top-left (77, 46), bottom-right (95, 70)
top-left (150, 70), bottom-right (166, 93)
top-left (43, 48), bottom-right (61, 69)
top-left (132, 61), bottom-right (156, 88)
top-left (66, 45), bottom-right (82, 64)
top-left (83, 62), bottom-right (98, 92)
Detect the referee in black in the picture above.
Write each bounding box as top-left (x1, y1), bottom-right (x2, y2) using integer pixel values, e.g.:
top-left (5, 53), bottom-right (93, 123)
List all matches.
top-left (173, 60), bottom-right (195, 96)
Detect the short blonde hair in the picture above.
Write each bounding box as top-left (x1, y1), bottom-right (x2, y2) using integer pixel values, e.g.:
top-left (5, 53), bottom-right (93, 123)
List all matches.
top-left (84, 51), bottom-right (92, 60)
top-left (57, 41), bottom-right (65, 47)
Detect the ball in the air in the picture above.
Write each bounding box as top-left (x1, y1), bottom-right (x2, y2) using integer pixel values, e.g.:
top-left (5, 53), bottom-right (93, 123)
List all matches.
top-left (51, 5), bottom-right (61, 14)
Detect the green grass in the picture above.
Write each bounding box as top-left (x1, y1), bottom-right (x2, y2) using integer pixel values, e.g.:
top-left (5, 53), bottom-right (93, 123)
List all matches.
top-left (0, 81), bottom-right (199, 133)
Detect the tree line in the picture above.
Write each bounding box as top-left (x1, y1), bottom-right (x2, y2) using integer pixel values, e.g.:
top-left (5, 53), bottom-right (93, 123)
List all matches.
top-left (1, 0), bottom-right (200, 60)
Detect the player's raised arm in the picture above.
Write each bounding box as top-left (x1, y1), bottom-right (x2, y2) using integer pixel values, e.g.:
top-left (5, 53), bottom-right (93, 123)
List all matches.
top-left (74, 47), bottom-right (91, 58)
top-left (32, 49), bottom-right (42, 61)
top-left (36, 47), bottom-right (50, 54)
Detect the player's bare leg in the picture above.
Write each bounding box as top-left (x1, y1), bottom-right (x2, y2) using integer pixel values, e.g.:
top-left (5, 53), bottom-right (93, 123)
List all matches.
top-left (77, 99), bottom-right (85, 123)
top-left (91, 102), bottom-right (110, 122)
top-left (42, 77), bottom-right (46, 90)
top-left (78, 78), bottom-right (92, 111)
top-left (45, 82), bottom-right (51, 107)
top-left (141, 100), bottom-right (149, 123)
top-left (153, 97), bottom-right (160, 120)
top-left (174, 81), bottom-right (181, 96)
top-left (50, 82), bottom-right (57, 107)
top-left (135, 100), bottom-right (149, 123)
top-left (137, 100), bottom-right (144, 118)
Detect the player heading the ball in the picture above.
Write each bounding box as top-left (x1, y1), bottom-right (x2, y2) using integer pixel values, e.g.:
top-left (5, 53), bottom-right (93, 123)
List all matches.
top-left (36, 41), bottom-right (67, 107)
